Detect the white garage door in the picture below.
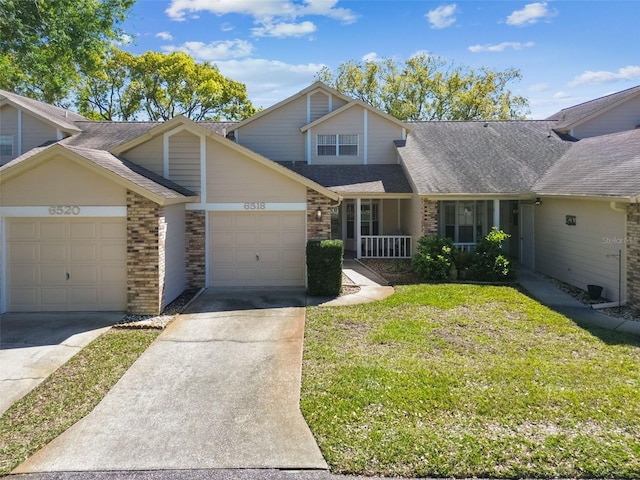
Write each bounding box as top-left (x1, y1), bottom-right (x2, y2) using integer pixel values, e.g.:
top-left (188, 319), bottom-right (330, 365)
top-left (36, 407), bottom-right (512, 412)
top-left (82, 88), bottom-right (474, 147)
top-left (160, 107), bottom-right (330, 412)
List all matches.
top-left (209, 212), bottom-right (306, 287)
top-left (6, 218), bottom-right (127, 312)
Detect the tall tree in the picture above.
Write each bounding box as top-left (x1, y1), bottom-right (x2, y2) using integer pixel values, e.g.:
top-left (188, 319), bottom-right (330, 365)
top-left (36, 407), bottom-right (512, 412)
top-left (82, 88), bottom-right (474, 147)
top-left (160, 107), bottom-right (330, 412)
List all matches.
top-left (0, 0), bottom-right (134, 105)
top-left (76, 49), bottom-right (257, 121)
top-left (316, 53), bottom-right (530, 121)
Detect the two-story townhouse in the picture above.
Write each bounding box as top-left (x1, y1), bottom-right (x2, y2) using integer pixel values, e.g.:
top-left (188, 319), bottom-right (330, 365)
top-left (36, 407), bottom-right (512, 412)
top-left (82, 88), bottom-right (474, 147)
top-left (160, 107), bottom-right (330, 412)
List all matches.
top-left (1, 82), bottom-right (639, 315)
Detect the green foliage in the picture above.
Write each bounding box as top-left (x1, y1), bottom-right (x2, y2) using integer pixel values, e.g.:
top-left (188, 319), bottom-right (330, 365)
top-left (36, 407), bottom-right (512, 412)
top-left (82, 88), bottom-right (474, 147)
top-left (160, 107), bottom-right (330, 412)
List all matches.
top-left (76, 48), bottom-right (257, 121)
top-left (0, 0), bottom-right (135, 105)
top-left (316, 53), bottom-right (530, 121)
top-left (469, 227), bottom-right (516, 281)
top-left (307, 240), bottom-right (344, 296)
top-left (412, 235), bottom-right (454, 281)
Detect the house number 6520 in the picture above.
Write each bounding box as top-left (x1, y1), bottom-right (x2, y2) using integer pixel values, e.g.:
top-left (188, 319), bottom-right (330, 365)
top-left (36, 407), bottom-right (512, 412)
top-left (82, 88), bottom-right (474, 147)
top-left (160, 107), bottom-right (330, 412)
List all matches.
top-left (244, 202), bottom-right (266, 210)
top-left (49, 205), bottom-right (81, 215)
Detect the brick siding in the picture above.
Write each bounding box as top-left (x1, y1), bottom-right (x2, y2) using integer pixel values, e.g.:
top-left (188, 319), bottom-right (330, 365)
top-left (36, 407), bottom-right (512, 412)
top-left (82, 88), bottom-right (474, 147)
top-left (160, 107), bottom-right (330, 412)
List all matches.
top-left (126, 190), bottom-right (162, 315)
top-left (185, 210), bottom-right (206, 288)
top-left (307, 188), bottom-right (332, 240)
top-left (420, 199), bottom-right (439, 236)
top-left (627, 204), bottom-right (640, 310)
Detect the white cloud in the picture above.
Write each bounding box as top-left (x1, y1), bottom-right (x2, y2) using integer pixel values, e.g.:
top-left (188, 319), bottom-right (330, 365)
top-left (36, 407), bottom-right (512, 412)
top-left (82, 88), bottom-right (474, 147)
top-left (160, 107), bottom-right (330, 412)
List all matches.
top-left (568, 66), bottom-right (640, 86)
top-left (156, 31), bottom-right (173, 41)
top-left (468, 41), bottom-right (535, 53)
top-left (362, 52), bottom-right (379, 62)
top-left (221, 22), bottom-right (234, 32)
top-left (528, 82), bottom-right (551, 92)
top-left (252, 20), bottom-right (317, 38)
top-left (214, 58), bottom-right (326, 108)
top-left (113, 33), bottom-right (134, 46)
top-left (162, 39), bottom-right (255, 61)
top-left (506, 2), bottom-right (555, 26)
top-left (165, 0), bottom-right (357, 24)
top-left (426, 4), bottom-right (457, 29)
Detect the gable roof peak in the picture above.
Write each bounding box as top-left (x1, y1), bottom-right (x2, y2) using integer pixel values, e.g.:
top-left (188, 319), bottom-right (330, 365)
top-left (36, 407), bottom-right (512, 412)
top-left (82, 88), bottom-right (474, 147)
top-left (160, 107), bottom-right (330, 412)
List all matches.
top-left (0, 89), bottom-right (87, 132)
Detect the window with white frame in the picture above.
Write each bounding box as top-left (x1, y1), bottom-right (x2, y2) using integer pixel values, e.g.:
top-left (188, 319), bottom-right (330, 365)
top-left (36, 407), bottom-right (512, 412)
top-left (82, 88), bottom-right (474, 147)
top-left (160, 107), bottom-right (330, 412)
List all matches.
top-left (0, 135), bottom-right (13, 156)
top-left (441, 200), bottom-right (488, 244)
top-left (317, 134), bottom-right (358, 156)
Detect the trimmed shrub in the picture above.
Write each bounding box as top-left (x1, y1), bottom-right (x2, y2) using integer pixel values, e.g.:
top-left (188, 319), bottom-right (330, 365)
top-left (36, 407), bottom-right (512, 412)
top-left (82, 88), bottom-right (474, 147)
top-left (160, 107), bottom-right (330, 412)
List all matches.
top-left (307, 240), bottom-right (344, 296)
top-left (469, 227), bottom-right (516, 281)
top-left (412, 235), bottom-right (454, 281)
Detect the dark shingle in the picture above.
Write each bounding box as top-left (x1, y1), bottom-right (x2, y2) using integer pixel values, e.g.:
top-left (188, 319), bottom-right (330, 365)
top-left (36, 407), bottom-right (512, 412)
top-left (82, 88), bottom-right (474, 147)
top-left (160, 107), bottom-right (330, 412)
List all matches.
top-left (533, 128), bottom-right (640, 198)
top-left (397, 121), bottom-right (575, 195)
top-left (546, 85), bottom-right (640, 131)
top-left (279, 163), bottom-right (412, 194)
top-left (0, 89), bottom-right (87, 131)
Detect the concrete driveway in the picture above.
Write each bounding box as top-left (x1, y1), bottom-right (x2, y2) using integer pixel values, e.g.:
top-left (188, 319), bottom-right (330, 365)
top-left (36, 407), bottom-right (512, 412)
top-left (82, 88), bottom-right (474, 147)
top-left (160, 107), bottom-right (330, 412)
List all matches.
top-left (0, 312), bottom-right (118, 415)
top-left (14, 288), bottom-right (327, 473)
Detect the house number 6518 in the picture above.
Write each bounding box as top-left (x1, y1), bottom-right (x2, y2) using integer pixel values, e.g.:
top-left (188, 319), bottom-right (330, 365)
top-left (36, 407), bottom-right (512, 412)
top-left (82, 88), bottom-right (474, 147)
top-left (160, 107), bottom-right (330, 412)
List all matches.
top-left (49, 205), bottom-right (81, 215)
top-left (244, 202), bottom-right (266, 210)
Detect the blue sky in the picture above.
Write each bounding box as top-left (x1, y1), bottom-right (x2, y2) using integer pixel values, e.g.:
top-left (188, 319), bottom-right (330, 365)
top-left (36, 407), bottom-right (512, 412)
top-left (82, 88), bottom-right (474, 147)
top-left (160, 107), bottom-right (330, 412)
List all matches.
top-left (120, 1), bottom-right (640, 119)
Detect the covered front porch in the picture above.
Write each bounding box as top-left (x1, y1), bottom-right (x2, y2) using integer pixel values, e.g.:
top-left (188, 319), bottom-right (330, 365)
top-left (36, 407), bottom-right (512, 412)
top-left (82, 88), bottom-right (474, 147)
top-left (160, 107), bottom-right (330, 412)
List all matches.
top-left (332, 197), bottom-right (413, 259)
top-left (331, 197), bottom-right (529, 260)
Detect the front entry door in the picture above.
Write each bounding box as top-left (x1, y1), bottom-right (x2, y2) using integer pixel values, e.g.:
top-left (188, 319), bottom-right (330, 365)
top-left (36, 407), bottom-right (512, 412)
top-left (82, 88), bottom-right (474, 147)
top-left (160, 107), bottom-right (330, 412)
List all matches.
top-left (520, 204), bottom-right (534, 268)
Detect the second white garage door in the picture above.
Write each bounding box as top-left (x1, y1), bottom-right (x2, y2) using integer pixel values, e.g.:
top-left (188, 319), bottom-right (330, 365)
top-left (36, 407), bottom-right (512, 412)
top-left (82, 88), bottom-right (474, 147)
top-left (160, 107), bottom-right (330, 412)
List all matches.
top-left (209, 212), bottom-right (306, 287)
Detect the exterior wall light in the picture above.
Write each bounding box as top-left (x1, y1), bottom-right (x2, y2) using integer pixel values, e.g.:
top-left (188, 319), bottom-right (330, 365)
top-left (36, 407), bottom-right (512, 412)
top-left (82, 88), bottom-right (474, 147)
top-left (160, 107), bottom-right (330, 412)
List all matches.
top-left (315, 207), bottom-right (323, 221)
top-left (535, 198), bottom-right (542, 205)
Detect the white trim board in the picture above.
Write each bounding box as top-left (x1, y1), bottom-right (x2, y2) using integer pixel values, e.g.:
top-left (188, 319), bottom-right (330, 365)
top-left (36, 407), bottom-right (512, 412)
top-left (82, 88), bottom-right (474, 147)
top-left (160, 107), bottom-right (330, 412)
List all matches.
top-left (0, 206), bottom-right (127, 217)
top-left (187, 203), bottom-right (307, 212)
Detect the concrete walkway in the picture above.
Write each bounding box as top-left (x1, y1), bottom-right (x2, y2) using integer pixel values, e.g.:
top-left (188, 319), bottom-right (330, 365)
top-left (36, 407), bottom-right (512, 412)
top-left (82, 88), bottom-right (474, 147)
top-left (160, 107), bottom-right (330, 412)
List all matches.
top-left (518, 269), bottom-right (640, 337)
top-left (308, 258), bottom-right (395, 307)
top-left (0, 312), bottom-right (118, 416)
top-left (14, 289), bottom-right (327, 473)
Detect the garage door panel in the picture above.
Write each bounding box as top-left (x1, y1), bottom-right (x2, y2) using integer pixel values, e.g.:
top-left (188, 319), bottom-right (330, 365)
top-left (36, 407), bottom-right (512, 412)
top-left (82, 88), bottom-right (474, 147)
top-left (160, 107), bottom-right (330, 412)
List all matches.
top-left (8, 222), bottom-right (38, 240)
top-left (9, 266), bottom-right (38, 285)
top-left (7, 218), bottom-right (126, 312)
top-left (40, 265), bottom-right (67, 283)
top-left (40, 222), bottom-right (66, 239)
top-left (9, 244), bottom-right (39, 262)
top-left (71, 244), bottom-right (97, 262)
top-left (209, 212), bottom-right (305, 287)
top-left (40, 244), bottom-right (67, 262)
top-left (70, 222), bottom-right (97, 239)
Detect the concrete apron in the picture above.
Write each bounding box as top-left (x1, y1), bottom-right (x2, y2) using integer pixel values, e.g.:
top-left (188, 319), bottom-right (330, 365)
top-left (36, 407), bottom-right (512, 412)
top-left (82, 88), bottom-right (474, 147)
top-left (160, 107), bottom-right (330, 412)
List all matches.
top-left (14, 289), bottom-right (327, 473)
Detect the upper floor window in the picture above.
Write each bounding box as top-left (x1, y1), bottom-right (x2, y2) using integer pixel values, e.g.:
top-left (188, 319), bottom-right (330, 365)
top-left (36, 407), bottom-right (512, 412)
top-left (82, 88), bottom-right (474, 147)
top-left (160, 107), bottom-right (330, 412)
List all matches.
top-left (0, 135), bottom-right (13, 156)
top-left (317, 134), bottom-right (358, 156)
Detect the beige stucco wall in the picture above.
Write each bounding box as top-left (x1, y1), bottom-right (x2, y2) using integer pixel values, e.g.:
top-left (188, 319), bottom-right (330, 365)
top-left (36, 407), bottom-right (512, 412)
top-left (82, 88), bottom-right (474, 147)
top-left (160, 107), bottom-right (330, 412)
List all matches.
top-left (366, 114), bottom-right (405, 165)
top-left (535, 198), bottom-right (627, 301)
top-left (310, 106), bottom-right (364, 165)
top-left (168, 130), bottom-right (201, 193)
top-left (1, 155), bottom-right (126, 206)
top-left (121, 135), bottom-right (164, 176)
top-left (206, 138), bottom-right (306, 203)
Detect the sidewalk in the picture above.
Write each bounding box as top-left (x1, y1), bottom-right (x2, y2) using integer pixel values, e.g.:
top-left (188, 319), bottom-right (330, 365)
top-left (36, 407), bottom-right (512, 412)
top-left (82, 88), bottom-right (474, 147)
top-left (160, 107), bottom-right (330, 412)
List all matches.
top-left (518, 269), bottom-right (640, 337)
top-left (307, 258), bottom-right (394, 307)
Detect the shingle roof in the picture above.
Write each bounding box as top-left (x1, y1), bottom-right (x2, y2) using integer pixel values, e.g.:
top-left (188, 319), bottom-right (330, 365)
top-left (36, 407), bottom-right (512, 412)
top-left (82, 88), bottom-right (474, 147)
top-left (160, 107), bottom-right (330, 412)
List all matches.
top-left (0, 143), bottom-right (195, 200)
top-left (396, 121), bottom-right (575, 195)
top-left (279, 163), bottom-right (412, 194)
top-left (0, 89), bottom-right (87, 132)
top-left (546, 85), bottom-right (640, 131)
top-left (532, 128), bottom-right (640, 198)
top-left (61, 121), bottom-right (235, 151)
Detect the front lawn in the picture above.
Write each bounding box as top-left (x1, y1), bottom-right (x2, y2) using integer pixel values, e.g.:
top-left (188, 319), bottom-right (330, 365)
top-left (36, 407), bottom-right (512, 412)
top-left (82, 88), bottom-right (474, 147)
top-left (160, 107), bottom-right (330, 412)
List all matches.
top-left (301, 284), bottom-right (640, 478)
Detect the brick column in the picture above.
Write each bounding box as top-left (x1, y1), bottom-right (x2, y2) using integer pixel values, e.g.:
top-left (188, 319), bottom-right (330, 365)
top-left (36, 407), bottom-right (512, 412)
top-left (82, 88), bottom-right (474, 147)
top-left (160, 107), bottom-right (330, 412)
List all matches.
top-left (627, 204), bottom-right (640, 310)
top-left (185, 210), bottom-right (206, 288)
top-left (307, 188), bottom-right (332, 240)
top-left (127, 191), bottom-right (162, 315)
top-left (421, 199), bottom-right (439, 236)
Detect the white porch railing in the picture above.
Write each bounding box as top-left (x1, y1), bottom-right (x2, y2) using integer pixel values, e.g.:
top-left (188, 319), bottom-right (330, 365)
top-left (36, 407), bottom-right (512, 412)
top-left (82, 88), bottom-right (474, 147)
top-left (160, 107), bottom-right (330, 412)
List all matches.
top-left (361, 235), bottom-right (412, 258)
top-left (454, 242), bottom-right (477, 253)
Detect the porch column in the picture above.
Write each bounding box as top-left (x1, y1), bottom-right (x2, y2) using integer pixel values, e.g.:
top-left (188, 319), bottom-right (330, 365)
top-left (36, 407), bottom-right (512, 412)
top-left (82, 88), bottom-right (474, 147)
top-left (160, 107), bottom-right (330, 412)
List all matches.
top-left (493, 199), bottom-right (500, 230)
top-left (356, 197), bottom-right (362, 258)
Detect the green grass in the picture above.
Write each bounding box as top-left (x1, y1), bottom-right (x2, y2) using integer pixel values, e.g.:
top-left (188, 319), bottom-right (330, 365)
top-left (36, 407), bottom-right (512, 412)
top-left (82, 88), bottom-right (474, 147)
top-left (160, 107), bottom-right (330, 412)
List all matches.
top-left (301, 284), bottom-right (640, 478)
top-left (0, 328), bottom-right (160, 476)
